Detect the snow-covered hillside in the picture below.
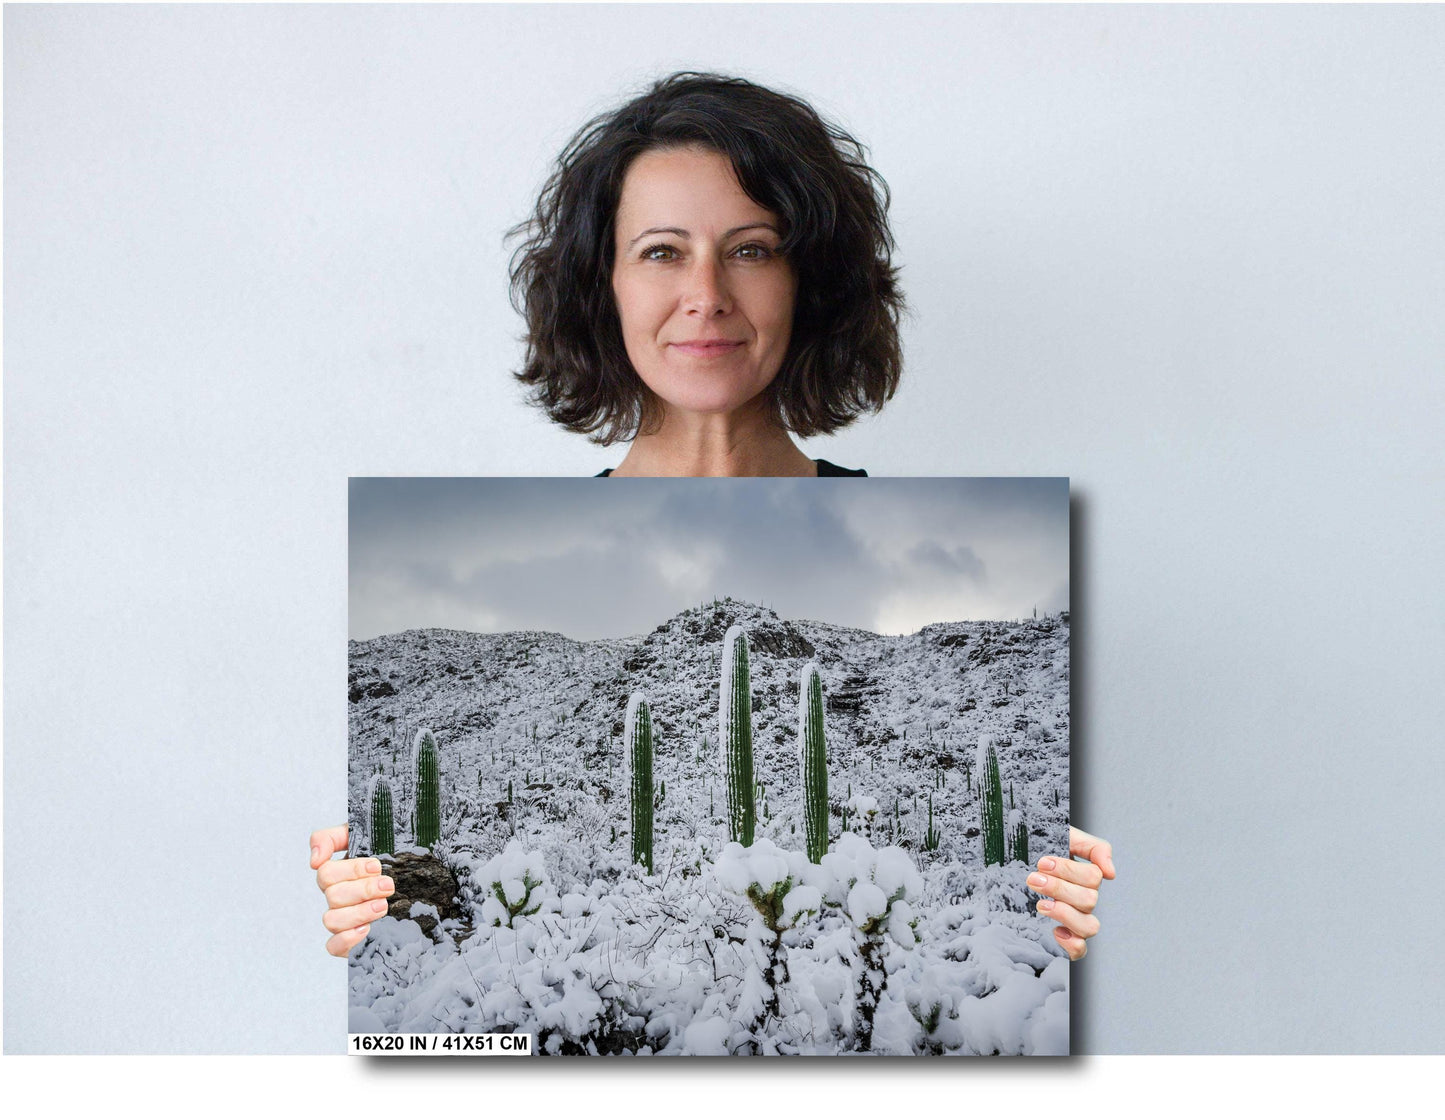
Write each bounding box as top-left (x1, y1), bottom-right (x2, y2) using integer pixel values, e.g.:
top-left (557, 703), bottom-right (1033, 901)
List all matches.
top-left (348, 597), bottom-right (1071, 1055)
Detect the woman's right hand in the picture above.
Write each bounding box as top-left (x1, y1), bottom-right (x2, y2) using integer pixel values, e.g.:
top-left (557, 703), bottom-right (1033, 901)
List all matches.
top-left (310, 824), bottom-right (394, 957)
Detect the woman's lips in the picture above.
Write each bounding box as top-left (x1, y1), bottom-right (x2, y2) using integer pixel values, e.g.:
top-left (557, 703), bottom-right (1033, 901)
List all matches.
top-left (670, 340), bottom-right (744, 356)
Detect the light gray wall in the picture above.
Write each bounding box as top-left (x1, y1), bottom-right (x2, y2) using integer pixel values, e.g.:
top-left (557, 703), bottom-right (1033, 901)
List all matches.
top-left (6, 4), bottom-right (1442, 1053)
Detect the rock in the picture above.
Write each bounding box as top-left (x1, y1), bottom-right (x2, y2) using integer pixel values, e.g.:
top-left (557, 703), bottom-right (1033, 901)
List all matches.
top-left (828, 671), bottom-right (871, 714)
top-left (378, 851), bottom-right (463, 938)
top-left (349, 679), bottom-right (398, 703)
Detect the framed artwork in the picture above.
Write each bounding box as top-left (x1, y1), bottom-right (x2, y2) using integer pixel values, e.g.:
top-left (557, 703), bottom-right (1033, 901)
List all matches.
top-left (348, 477), bottom-right (1070, 1055)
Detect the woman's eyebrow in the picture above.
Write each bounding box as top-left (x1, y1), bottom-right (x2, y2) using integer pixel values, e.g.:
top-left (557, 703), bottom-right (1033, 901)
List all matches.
top-left (626, 223), bottom-right (780, 249)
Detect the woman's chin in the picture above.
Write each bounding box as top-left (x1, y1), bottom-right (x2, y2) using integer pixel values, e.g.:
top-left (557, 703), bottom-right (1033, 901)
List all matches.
top-left (652, 384), bottom-right (770, 421)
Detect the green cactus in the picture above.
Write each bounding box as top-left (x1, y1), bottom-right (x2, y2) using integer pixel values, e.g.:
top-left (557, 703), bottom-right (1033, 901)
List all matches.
top-left (627, 692), bottom-right (654, 874)
top-left (369, 776), bottom-right (395, 856)
top-left (720, 625), bottom-right (755, 845)
top-left (980, 739), bottom-right (1005, 866)
top-left (924, 791), bottom-right (941, 853)
top-left (413, 729), bottom-right (440, 849)
top-left (1011, 815), bottom-right (1029, 865)
top-left (799, 662), bottom-right (829, 862)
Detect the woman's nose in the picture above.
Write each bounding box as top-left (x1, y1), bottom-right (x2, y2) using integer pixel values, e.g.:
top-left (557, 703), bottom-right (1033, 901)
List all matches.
top-left (682, 257), bottom-right (732, 316)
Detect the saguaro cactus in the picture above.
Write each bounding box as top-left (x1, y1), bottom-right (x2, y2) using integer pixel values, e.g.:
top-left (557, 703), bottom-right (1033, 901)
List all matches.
top-left (413, 728), bottom-right (440, 850)
top-left (1009, 808), bottom-right (1029, 865)
top-left (923, 791), bottom-right (941, 852)
top-left (368, 775), bottom-right (395, 856)
top-left (978, 736), bottom-right (1005, 866)
top-left (626, 692), bottom-right (654, 874)
top-left (719, 624), bottom-right (755, 845)
top-left (798, 661), bottom-right (829, 862)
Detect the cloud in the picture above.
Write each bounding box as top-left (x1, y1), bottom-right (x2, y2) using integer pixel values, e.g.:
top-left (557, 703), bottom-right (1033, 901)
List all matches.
top-left (904, 540), bottom-right (987, 582)
top-left (348, 477), bottom-right (1068, 640)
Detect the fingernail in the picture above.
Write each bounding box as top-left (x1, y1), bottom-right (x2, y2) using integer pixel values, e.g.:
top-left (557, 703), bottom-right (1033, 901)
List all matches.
top-left (1027, 873), bottom-right (1048, 889)
top-left (1055, 926), bottom-right (1072, 940)
top-left (311, 847), bottom-right (320, 864)
top-left (1037, 898), bottom-right (1055, 911)
top-left (355, 924), bottom-right (371, 938)
top-left (366, 859), bottom-right (382, 874)
top-left (379, 877), bottom-right (395, 893)
top-left (1039, 857), bottom-right (1056, 871)
top-left (371, 899), bottom-right (388, 914)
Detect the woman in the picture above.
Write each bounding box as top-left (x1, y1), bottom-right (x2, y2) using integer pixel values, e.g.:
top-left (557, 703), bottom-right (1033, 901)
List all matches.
top-left (313, 72), bottom-right (1114, 961)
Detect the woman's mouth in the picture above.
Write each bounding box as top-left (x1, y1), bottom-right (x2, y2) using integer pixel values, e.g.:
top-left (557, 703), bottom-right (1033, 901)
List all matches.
top-left (670, 340), bottom-right (744, 357)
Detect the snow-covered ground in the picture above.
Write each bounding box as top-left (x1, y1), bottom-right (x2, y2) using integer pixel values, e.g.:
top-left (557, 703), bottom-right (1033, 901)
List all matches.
top-left (348, 598), bottom-right (1070, 1055)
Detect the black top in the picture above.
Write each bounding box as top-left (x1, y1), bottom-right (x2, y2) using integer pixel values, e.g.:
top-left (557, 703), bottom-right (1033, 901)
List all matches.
top-left (595, 458), bottom-right (867, 478)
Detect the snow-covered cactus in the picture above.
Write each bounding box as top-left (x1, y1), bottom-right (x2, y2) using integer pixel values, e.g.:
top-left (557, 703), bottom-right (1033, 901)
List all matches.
top-left (476, 840), bottom-right (553, 928)
top-left (820, 832), bottom-right (924, 1051)
top-left (413, 728), bottom-right (441, 849)
top-left (367, 774), bottom-right (395, 856)
top-left (923, 791), bottom-right (941, 853)
top-left (845, 792), bottom-right (880, 841)
top-left (978, 736), bottom-right (1005, 866)
top-left (626, 692), bottom-right (654, 874)
top-left (719, 624), bottom-right (756, 846)
top-left (798, 661), bottom-right (829, 863)
top-left (1009, 808), bottom-right (1029, 865)
top-left (715, 839), bottom-right (824, 1031)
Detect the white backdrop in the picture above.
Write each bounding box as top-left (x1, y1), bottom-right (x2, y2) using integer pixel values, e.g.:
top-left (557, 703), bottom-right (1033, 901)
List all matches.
top-left (6, 3), bottom-right (1443, 1053)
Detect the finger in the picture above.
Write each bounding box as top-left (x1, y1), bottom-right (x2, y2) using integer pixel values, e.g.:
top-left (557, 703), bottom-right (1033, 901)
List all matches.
top-left (1035, 854), bottom-right (1103, 891)
top-left (316, 856), bottom-right (382, 892)
top-left (1053, 924), bottom-right (1086, 961)
top-left (310, 825), bottom-right (349, 870)
top-left (1026, 867), bottom-right (1098, 914)
top-left (325, 874), bottom-right (395, 910)
top-left (1035, 896), bottom-right (1100, 939)
top-left (1069, 827), bottom-right (1116, 879)
top-left (323, 897), bottom-right (393, 935)
top-left (327, 923), bottom-right (372, 959)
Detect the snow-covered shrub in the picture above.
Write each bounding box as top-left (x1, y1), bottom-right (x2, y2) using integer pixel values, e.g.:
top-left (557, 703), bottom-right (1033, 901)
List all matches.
top-left (820, 832), bottom-right (924, 1050)
top-left (719, 625), bottom-right (755, 845)
top-left (367, 774), bottom-right (395, 856)
top-left (476, 840), bottom-right (556, 928)
top-left (797, 662), bottom-right (829, 863)
top-left (626, 692), bottom-right (654, 874)
top-left (413, 728), bottom-right (441, 849)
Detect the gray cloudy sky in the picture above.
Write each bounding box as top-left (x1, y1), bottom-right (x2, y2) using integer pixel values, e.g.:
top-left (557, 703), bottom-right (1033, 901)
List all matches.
top-left (349, 478), bottom-right (1069, 641)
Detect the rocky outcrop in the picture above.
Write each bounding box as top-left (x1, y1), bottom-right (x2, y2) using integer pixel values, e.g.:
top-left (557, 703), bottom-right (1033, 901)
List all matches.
top-left (378, 851), bottom-right (463, 937)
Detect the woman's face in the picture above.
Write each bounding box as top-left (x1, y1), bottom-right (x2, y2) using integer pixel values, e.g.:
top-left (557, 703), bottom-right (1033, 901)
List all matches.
top-left (611, 145), bottom-right (797, 422)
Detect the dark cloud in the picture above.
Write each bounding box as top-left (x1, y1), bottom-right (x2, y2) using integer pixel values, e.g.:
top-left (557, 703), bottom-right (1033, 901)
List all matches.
top-left (905, 540), bottom-right (987, 582)
top-left (349, 477), bottom-right (1068, 639)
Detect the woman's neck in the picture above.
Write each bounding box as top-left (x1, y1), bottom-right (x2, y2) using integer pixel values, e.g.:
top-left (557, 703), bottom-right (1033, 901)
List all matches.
top-left (610, 401), bottom-right (817, 477)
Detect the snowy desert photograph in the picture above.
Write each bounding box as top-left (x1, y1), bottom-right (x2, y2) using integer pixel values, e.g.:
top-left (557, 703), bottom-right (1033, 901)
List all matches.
top-left (347, 477), bottom-right (1070, 1055)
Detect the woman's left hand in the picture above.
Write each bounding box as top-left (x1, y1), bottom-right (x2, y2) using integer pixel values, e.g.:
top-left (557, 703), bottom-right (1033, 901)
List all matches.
top-left (1027, 826), bottom-right (1115, 960)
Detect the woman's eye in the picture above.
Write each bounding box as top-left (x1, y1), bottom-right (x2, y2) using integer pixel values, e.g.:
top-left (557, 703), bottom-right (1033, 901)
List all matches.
top-left (734, 243), bottom-right (774, 260)
top-left (641, 244), bottom-right (678, 261)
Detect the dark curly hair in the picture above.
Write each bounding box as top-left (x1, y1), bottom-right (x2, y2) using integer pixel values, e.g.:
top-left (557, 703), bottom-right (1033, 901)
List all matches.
top-left (507, 71), bottom-right (905, 446)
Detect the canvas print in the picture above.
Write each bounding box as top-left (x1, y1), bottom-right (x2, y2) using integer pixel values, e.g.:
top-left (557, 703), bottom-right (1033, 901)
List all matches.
top-left (347, 477), bottom-right (1070, 1055)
